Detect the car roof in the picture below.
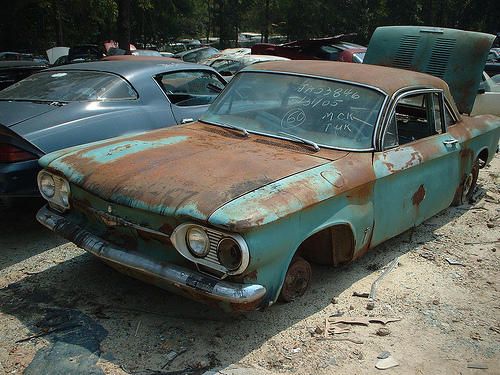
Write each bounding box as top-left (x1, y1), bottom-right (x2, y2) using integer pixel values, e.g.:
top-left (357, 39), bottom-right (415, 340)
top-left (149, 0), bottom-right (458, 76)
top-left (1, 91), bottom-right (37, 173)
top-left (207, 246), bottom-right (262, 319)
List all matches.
top-left (44, 59), bottom-right (219, 79)
top-left (245, 60), bottom-right (451, 96)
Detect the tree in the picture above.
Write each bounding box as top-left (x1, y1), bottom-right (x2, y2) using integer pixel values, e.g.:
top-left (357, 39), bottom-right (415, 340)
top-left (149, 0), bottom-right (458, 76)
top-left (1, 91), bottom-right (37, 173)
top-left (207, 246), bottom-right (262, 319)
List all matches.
top-left (117, 0), bottom-right (131, 53)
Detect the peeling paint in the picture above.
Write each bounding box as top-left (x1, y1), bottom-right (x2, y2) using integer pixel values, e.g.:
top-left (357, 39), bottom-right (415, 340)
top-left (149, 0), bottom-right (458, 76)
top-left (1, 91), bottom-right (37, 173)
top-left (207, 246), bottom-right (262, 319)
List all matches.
top-left (412, 185), bottom-right (426, 205)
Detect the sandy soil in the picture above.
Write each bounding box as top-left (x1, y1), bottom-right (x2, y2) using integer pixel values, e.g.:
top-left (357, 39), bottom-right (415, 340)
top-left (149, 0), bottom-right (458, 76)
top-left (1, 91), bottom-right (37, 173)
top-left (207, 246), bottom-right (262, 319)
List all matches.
top-left (0, 152), bottom-right (499, 375)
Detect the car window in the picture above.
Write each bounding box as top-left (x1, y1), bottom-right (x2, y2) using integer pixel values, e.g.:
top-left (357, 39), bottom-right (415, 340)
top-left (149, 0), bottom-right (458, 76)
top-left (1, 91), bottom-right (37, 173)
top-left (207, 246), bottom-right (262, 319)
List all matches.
top-left (202, 71), bottom-right (386, 150)
top-left (0, 70), bottom-right (138, 101)
top-left (352, 52), bottom-right (365, 63)
top-left (211, 59), bottom-right (241, 75)
top-left (159, 70), bottom-right (225, 107)
top-left (383, 91), bottom-right (444, 149)
top-left (181, 47), bottom-right (219, 63)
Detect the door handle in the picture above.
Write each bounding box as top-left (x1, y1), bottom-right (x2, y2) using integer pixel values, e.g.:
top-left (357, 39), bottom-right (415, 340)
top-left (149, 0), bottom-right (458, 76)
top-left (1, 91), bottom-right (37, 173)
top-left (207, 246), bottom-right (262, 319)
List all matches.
top-left (180, 118), bottom-right (194, 124)
top-left (443, 139), bottom-right (458, 146)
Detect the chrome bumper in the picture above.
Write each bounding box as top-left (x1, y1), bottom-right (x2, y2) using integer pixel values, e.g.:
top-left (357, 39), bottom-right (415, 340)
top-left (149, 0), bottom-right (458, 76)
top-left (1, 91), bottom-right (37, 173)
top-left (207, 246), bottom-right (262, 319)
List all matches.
top-left (36, 205), bottom-right (266, 308)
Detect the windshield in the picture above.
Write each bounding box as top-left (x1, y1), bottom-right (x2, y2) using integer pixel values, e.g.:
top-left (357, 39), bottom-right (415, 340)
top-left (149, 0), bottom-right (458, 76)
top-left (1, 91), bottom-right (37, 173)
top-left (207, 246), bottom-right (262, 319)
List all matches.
top-left (201, 71), bottom-right (386, 150)
top-left (0, 70), bottom-right (138, 102)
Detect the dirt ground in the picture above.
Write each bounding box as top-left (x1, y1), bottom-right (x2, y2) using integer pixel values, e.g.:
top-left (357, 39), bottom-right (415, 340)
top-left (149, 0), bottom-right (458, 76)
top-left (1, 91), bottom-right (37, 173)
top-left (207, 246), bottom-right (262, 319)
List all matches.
top-left (1, 152), bottom-right (499, 375)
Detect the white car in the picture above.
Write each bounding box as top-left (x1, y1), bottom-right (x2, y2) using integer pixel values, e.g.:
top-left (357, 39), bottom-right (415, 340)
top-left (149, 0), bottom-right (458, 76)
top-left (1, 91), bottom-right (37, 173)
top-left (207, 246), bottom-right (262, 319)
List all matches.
top-left (471, 72), bottom-right (500, 117)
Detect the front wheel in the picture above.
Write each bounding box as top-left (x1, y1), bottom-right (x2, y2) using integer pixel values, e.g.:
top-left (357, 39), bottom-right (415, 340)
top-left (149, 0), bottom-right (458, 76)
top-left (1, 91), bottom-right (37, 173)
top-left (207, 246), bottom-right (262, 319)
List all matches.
top-left (279, 257), bottom-right (312, 302)
top-left (452, 159), bottom-right (479, 206)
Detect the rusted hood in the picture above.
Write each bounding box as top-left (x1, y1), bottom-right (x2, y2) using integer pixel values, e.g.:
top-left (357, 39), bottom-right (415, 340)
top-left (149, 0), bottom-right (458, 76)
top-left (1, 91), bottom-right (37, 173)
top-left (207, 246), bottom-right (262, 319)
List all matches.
top-left (40, 122), bottom-right (348, 222)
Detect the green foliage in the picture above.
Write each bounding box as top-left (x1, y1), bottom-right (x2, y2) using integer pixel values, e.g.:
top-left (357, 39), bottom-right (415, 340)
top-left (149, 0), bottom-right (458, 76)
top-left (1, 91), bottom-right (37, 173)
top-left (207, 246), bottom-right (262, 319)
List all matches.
top-left (0, 0), bottom-right (497, 55)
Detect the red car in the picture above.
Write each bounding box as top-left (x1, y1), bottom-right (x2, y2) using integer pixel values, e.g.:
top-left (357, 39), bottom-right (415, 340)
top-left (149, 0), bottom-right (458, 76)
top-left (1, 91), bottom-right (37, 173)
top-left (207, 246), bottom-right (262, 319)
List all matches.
top-left (251, 33), bottom-right (366, 62)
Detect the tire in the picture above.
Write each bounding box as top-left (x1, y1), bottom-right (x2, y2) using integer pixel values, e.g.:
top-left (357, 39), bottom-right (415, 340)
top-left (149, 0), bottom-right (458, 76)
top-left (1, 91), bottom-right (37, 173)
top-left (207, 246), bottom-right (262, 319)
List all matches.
top-left (452, 159), bottom-right (479, 206)
top-left (278, 257), bottom-right (312, 302)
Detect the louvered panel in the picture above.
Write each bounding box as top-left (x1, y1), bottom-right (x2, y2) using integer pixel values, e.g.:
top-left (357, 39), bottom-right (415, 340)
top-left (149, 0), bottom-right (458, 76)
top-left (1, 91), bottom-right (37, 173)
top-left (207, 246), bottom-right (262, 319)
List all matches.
top-left (393, 35), bottom-right (420, 69)
top-left (426, 37), bottom-right (456, 78)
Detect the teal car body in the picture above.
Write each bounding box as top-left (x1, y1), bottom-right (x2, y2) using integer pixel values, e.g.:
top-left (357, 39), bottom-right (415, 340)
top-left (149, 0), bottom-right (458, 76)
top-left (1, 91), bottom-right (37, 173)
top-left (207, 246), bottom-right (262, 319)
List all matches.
top-left (36, 30), bottom-right (500, 311)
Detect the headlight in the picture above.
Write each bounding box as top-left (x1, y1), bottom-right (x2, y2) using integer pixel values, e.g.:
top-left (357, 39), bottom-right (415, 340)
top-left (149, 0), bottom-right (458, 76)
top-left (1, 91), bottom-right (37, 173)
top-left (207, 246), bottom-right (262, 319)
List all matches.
top-left (186, 227), bottom-right (210, 257)
top-left (217, 237), bottom-right (242, 271)
top-left (37, 171), bottom-right (71, 212)
top-left (39, 173), bottom-right (55, 198)
top-left (171, 222), bottom-right (250, 276)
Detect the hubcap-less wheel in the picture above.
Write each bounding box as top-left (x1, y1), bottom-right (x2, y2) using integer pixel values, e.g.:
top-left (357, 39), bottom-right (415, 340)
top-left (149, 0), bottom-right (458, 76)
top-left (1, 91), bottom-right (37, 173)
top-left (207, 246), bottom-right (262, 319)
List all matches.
top-left (452, 159), bottom-right (479, 206)
top-left (462, 172), bottom-right (474, 201)
top-left (279, 257), bottom-right (312, 302)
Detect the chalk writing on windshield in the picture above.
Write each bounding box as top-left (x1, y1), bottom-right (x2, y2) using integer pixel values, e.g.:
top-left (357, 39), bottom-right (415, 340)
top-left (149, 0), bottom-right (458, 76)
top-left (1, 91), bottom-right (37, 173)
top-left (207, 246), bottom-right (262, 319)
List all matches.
top-left (296, 83), bottom-right (361, 99)
top-left (281, 108), bottom-right (306, 129)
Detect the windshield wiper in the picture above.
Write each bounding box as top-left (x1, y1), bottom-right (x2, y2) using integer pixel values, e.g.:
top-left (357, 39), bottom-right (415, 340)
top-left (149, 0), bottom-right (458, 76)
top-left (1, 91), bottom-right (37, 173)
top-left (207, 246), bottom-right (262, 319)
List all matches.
top-left (278, 132), bottom-right (320, 152)
top-left (202, 120), bottom-right (249, 138)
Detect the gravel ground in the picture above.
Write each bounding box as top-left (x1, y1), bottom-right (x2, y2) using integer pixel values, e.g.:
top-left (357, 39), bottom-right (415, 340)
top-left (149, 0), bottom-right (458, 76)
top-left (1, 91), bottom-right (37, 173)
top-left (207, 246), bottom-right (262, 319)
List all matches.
top-left (0, 151), bottom-right (499, 375)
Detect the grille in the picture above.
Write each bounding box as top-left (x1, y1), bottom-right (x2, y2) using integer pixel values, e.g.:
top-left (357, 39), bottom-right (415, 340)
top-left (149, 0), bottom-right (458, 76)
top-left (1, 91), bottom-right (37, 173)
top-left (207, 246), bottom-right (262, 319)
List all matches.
top-left (205, 229), bottom-right (224, 265)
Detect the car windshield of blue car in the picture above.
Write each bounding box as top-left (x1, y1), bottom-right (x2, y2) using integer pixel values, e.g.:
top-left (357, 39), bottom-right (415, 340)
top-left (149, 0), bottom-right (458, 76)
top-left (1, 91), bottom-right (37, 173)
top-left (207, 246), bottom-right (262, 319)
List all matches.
top-left (0, 71), bottom-right (138, 102)
top-left (200, 71), bottom-right (386, 150)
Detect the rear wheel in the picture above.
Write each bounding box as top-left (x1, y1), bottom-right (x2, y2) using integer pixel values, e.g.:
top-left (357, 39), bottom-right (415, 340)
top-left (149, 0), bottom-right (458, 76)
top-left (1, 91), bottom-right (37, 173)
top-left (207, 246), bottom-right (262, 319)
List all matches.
top-left (279, 257), bottom-right (312, 302)
top-left (452, 159), bottom-right (479, 206)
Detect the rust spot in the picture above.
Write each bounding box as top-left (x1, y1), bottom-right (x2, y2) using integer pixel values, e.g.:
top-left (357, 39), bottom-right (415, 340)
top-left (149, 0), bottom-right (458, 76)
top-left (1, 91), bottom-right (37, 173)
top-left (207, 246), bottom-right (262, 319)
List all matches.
top-left (412, 185), bottom-right (426, 205)
top-left (244, 269), bottom-right (258, 280)
top-left (382, 160), bottom-right (396, 171)
top-left (229, 298), bottom-right (264, 312)
top-left (136, 229), bottom-right (170, 245)
top-left (158, 222), bottom-right (174, 235)
top-left (405, 151), bottom-right (423, 169)
top-left (346, 181), bottom-right (375, 206)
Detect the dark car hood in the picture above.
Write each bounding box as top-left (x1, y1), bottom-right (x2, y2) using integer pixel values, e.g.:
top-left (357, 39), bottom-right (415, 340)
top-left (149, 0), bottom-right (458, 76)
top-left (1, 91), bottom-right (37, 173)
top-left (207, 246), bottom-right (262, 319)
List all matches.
top-left (41, 122), bottom-right (349, 224)
top-left (0, 101), bottom-right (58, 127)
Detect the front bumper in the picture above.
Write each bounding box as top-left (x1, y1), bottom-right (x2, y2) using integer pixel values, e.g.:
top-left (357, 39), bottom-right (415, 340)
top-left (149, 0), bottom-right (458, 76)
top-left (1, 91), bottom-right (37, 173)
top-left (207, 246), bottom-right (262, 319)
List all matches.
top-left (36, 205), bottom-right (267, 311)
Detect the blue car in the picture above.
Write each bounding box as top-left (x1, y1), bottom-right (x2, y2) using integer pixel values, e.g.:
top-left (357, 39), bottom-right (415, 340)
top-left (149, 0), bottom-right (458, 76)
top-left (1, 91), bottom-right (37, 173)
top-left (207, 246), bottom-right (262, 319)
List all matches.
top-left (0, 59), bottom-right (226, 197)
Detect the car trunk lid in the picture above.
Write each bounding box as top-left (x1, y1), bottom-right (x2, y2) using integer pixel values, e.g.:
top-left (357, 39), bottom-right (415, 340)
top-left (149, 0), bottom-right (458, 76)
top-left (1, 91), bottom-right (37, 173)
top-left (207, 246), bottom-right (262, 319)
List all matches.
top-left (363, 26), bottom-right (495, 114)
top-left (0, 101), bottom-right (59, 127)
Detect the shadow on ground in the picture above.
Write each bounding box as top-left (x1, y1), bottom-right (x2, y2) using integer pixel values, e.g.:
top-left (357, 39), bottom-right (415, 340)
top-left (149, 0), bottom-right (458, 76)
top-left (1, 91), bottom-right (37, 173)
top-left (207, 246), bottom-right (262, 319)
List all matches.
top-left (0, 198), bottom-right (67, 270)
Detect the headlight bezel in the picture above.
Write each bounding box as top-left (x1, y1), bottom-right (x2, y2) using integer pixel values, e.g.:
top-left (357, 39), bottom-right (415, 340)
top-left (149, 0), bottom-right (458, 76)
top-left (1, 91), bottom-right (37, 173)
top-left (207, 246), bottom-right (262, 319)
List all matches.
top-left (37, 170), bottom-right (71, 212)
top-left (171, 222), bottom-right (249, 276)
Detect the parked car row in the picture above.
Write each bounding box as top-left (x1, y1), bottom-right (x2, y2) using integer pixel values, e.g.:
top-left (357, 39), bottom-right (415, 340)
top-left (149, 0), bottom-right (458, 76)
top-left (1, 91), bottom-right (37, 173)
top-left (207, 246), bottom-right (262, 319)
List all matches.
top-left (19, 27), bottom-right (499, 312)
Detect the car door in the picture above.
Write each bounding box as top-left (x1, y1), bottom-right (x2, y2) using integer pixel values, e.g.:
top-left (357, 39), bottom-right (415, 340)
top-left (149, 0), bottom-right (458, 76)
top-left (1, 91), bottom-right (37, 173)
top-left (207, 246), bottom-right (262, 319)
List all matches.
top-left (370, 89), bottom-right (461, 247)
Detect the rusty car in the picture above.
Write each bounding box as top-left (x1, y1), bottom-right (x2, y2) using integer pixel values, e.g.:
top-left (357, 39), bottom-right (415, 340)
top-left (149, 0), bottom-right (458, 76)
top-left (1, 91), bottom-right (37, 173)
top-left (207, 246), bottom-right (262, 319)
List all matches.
top-left (35, 28), bottom-right (500, 312)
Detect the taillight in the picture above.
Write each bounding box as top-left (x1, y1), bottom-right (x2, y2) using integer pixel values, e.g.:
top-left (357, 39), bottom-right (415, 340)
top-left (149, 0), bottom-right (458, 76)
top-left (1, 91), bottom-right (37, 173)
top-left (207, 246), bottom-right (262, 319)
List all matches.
top-left (0, 143), bottom-right (38, 162)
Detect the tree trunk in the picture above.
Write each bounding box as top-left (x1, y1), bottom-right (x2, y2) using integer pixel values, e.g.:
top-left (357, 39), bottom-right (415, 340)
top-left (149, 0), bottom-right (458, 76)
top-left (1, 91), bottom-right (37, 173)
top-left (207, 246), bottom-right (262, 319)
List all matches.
top-left (117, 0), bottom-right (131, 54)
top-left (53, 0), bottom-right (64, 46)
